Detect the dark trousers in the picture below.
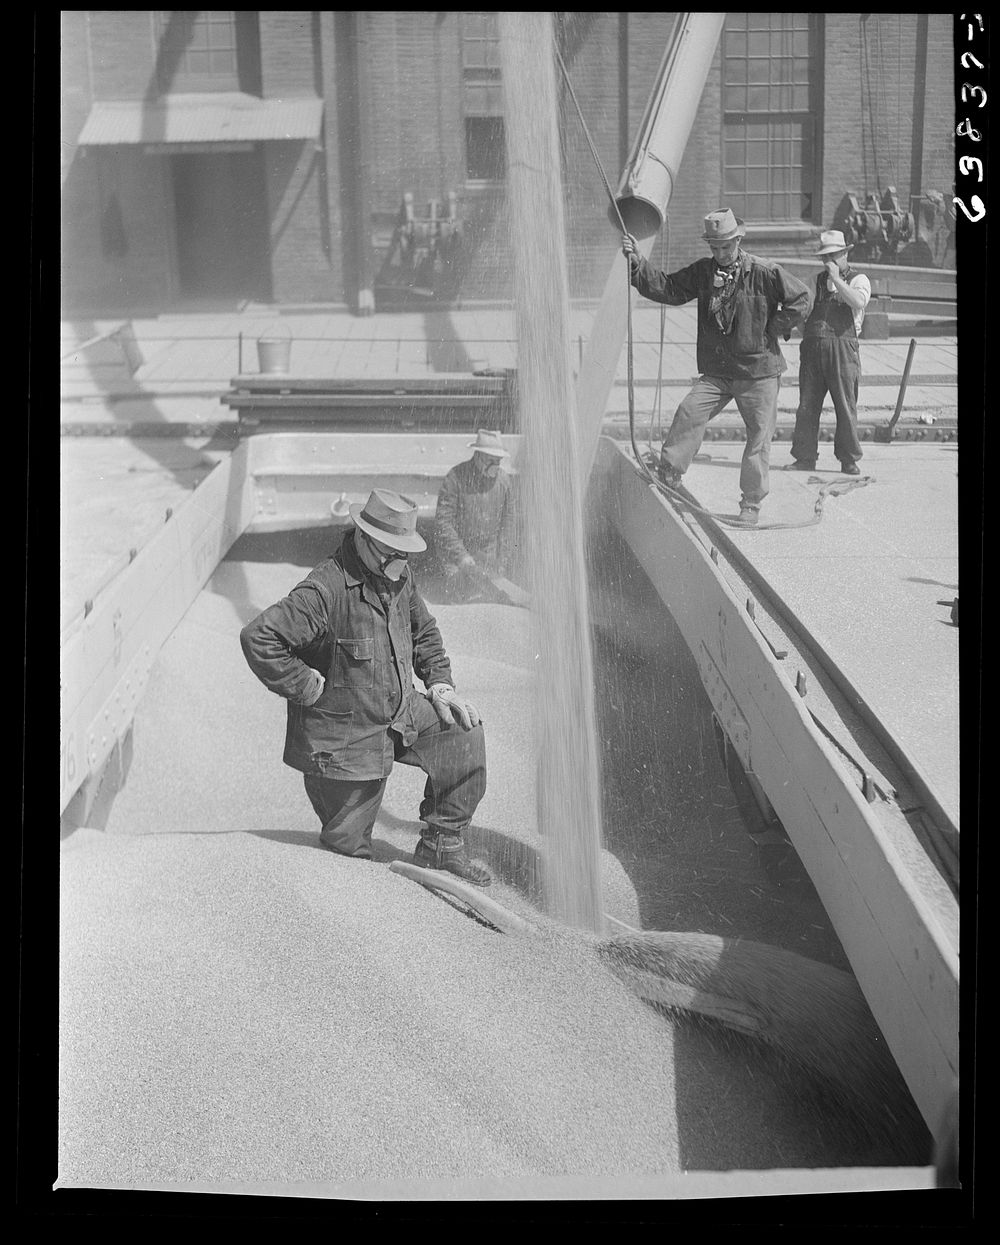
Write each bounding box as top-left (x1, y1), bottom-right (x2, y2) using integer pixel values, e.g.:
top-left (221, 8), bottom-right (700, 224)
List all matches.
top-left (660, 374), bottom-right (780, 508)
top-left (792, 336), bottom-right (864, 467)
top-left (303, 693), bottom-right (487, 858)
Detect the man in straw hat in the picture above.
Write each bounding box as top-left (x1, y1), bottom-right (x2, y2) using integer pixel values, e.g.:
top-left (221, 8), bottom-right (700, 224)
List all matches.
top-left (434, 428), bottom-right (520, 596)
top-left (623, 208), bottom-right (811, 527)
top-left (788, 229), bottom-right (872, 475)
top-left (241, 488), bottom-right (492, 886)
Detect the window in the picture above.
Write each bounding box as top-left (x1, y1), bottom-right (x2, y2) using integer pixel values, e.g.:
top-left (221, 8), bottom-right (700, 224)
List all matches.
top-left (154, 12), bottom-right (261, 95)
top-left (722, 13), bottom-right (819, 222)
top-left (462, 13), bottom-right (505, 182)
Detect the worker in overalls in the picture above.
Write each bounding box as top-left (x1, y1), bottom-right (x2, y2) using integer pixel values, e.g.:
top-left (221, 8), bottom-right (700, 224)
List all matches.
top-left (623, 208), bottom-right (811, 527)
top-left (789, 230), bottom-right (872, 475)
top-left (433, 429), bottom-right (520, 598)
top-left (240, 489), bottom-right (492, 886)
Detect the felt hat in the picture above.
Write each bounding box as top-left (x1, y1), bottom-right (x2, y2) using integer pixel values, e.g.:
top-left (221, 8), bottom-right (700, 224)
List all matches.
top-left (467, 429), bottom-right (509, 458)
top-left (815, 229), bottom-right (853, 256)
top-left (349, 488), bottom-right (427, 553)
top-left (701, 208), bottom-right (746, 243)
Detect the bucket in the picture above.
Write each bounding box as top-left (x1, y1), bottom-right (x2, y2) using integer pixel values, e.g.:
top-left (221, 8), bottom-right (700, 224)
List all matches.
top-left (257, 332), bottom-right (292, 374)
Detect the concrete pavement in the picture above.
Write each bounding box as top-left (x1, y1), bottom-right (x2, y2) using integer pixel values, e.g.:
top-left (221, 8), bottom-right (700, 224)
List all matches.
top-left (60, 301), bottom-right (958, 435)
top-left (673, 442), bottom-right (960, 836)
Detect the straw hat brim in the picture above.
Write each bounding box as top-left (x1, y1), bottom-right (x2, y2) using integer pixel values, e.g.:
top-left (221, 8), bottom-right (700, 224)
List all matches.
top-left (349, 503), bottom-right (427, 553)
top-left (467, 443), bottom-right (509, 458)
top-left (702, 221), bottom-right (746, 242)
top-left (815, 243), bottom-right (853, 255)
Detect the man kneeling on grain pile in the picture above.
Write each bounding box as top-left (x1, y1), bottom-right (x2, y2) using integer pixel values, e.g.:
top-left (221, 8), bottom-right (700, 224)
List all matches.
top-left (240, 488), bottom-right (492, 886)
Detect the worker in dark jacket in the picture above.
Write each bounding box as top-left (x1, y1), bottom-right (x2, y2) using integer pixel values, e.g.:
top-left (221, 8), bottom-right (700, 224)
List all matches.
top-left (789, 229), bottom-right (872, 475)
top-left (434, 428), bottom-right (520, 596)
top-left (623, 208), bottom-right (812, 526)
top-left (240, 488), bottom-right (492, 886)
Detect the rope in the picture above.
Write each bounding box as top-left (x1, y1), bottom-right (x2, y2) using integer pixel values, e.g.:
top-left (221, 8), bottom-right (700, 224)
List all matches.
top-left (861, 16), bottom-right (882, 194)
top-left (648, 223), bottom-right (669, 461)
top-left (554, 47), bottom-right (628, 237)
top-left (875, 16), bottom-right (899, 189)
top-left (637, 457), bottom-right (875, 531)
top-left (554, 46), bottom-right (661, 494)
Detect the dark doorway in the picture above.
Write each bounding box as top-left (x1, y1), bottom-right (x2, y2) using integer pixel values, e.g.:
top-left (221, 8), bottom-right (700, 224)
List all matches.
top-left (171, 148), bottom-right (272, 301)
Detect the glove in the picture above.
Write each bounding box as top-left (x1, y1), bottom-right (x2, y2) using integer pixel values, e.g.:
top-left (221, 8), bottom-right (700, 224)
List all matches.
top-left (299, 668), bottom-right (325, 706)
top-left (428, 683), bottom-right (482, 730)
top-left (444, 554), bottom-right (476, 577)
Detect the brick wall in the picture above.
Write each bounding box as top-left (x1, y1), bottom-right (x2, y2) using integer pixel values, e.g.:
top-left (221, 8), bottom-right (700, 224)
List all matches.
top-left (257, 12), bottom-right (339, 302)
top-left (86, 10), bottom-right (157, 99)
top-left (922, 15), bottom-right (956, 197)
top-left (62, 148), bottom-right (175, 312)
top-left (355, 12), bottom-right (724, 301)
top-left (61, 12), bottom-right (166, 312)
top-left (561, 12), bottom-right (629, 296)
top-left (259, 11), bottom-right (317, 97)
top-left (821, 13), bottom-right (953, 243)
top-left (60, 11), bottom-right (956, 313)
top-left (265, 142), bottom-right (337, 303)
top-left (61, 11), bottom-right (94, 181)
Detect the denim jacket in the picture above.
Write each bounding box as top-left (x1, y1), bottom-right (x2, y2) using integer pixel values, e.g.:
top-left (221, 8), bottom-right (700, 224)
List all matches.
top-left (630, 250), bottom-right (812, 380)
top-left (240, 530), bottom-right (453, 780)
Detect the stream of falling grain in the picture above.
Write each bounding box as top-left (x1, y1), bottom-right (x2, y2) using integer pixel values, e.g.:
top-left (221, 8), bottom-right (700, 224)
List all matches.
top-left (499, 12), bottom-right (605, 933)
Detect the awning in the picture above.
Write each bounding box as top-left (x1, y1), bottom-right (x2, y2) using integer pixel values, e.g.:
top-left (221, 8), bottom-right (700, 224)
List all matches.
top-left (76, 93), bottom-right (323, 146)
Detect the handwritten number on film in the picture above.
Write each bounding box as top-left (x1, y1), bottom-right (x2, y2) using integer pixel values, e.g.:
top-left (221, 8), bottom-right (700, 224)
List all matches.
top-left (956, 15), bottom-right (987, 223)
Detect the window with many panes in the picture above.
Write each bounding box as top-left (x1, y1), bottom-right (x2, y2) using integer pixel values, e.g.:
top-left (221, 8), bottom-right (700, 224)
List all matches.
top-left (461, 12), bottom-right (505, 182)
top-left (722, 13), bottom-right (820, 222)
top-left (154, 12), bottom-right (260, 95)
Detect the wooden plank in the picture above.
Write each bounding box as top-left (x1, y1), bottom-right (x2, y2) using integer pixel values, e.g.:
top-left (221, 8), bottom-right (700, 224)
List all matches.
top-left (222, 394), bottom-right (503, 410)
top-left (388, 861), bottom-right (539, 936)
top-left (60, 445), bottom-right (257, 814)
top-left (600, 439), bottom-right (958, 1133)
top-left (227, 375), bottom-right (509, 393)
top-left (244, 431), bottom-right (521, 474)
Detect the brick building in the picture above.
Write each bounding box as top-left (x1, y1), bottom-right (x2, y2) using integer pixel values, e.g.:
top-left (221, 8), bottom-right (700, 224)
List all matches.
top-left (60, 11), bottom-right (955, 315)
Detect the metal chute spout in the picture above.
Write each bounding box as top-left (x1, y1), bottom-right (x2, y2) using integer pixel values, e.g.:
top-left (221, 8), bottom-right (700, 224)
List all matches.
top-left (615, 152), bottom-right (672, 229)
top-left (613, 12), bottom-right (726, 235)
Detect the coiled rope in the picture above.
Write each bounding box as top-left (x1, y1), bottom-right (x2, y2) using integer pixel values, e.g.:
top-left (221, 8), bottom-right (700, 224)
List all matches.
top-left (646, 457), bottom-right (876, 531)
top-left (554, 46), bottom-right (872, 532)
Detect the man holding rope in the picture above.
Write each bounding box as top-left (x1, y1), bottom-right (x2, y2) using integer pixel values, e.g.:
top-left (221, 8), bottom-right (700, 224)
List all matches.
top-left (623, 209), bottom-right (811, 527)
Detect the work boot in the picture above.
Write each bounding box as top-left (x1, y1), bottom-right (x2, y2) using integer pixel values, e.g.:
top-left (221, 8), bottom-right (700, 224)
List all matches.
top-left (732, 505), bottom-right (759, 528)
top-left (414, 830), bottom-right (492, 887)
top-left (839, 462), bottom-right (861, 476)
top-left (787, 459), bottom-right (816, 471)
top-left (657, 460), bottom-right (684, 489)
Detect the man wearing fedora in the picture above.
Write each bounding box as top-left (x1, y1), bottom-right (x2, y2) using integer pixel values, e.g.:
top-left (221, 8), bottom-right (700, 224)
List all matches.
top-left (240, 488), bottom-right (492, 886)
top-left (623, 208), bottom-right (811, 526)
top-left (789, 229), bottom-right (872, 475)
top-left (434, 429), bottom-right (520, 594)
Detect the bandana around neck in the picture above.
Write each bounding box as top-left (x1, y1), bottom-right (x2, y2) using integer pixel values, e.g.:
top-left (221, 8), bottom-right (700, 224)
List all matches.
top-left (709, 252), bottom-right (742, 333)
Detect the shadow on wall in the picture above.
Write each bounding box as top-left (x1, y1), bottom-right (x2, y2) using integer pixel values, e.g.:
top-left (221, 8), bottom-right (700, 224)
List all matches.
top-left (421, 310), bottom-right (478, 373)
